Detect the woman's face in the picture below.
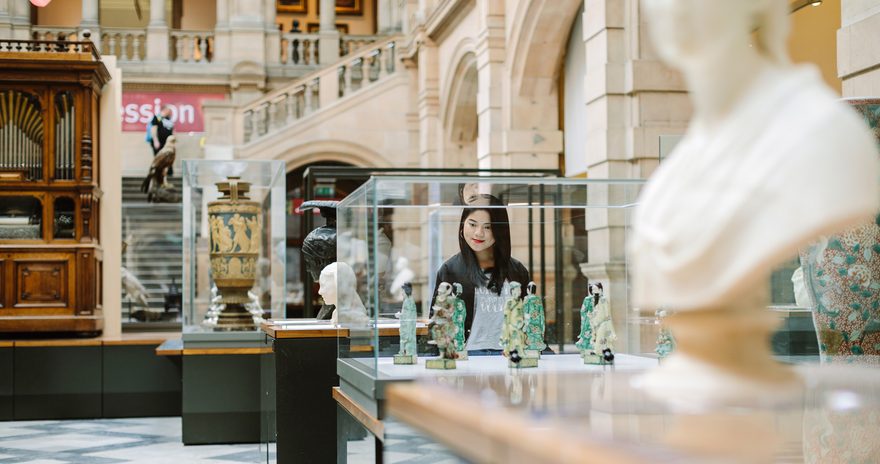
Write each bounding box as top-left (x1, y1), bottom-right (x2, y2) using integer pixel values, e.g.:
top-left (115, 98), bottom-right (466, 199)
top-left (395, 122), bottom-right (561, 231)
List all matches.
top-left (462, 210), bottom-right (495, 253)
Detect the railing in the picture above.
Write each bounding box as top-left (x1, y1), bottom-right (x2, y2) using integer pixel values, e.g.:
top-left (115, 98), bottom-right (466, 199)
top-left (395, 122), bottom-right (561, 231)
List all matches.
top-left (243, 36), bottom-right (399, 143)
top-left (101, 28), bottom-right (146, 62)
top-left (340, 34), bottom-right (381, 56)
top-left (170, 30), bottom-right (214, 63)
top-left (280, 33), bottom-right (319, 66)
top-left (0, 37), bottom-right (101, 60)
top-left (278, 33), bottom-right (381, 67)
top-left (31, 27), bottom-right (78, 42)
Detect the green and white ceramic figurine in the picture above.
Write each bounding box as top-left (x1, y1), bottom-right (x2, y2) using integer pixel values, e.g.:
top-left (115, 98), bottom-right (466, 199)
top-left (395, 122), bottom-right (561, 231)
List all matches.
top-left (585, 283), bottom-right (616, 364)
top-left (523, 281), bottom-right (546, 358)
top-left (575, 284), bottom-right (594, 354)
top-left (394, 282), bottom-right (418, 365)
top-left (501, 282), bottom-right (537, 368)
top-left (451, 282), bottom-right (468, 360)
top-left (427, 282), bottom-right (457, 369)
top-left (655, 308), bottom-right (674, 359)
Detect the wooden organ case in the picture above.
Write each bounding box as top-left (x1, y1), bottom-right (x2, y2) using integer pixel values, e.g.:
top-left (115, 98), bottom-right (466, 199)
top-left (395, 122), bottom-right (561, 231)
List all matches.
top-left (0, 37), bottom-right (109, 335)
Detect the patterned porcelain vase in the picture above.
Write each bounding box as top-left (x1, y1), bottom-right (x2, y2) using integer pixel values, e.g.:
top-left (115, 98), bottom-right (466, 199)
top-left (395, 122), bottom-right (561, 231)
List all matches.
top-left (800, 99), bottom-right (880, 357)
top-left (208, 177), bottom-right (262, 331)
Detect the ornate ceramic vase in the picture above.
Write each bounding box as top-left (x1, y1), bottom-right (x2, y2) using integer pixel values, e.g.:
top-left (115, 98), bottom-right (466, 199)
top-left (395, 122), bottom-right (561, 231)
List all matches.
top-left (208, 177), bottom-right (261, 331)
top-left (800, 99), bottom-right (880, 357)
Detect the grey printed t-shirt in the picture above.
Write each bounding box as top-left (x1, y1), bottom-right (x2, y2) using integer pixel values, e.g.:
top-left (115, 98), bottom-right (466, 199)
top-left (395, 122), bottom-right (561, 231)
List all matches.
top-left (465, 280), bottom-right (512, 351)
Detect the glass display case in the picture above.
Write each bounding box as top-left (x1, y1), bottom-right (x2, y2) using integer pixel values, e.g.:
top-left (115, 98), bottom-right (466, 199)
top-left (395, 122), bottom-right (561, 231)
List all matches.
top-left (335, 176), bottom-right (647, 377)
top-left (121, 203), bottom-right (184, 328)
top-left (182, 159), bottom-right (286, 333)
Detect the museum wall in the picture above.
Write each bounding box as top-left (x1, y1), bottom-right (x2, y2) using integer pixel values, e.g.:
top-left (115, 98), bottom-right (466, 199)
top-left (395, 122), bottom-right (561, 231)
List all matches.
top-left (36, 0), bottom-right (81, 27)
top-left (789, 0), bottom-right (842, 93)
top-left (276, 0), bottom-right (377, 35)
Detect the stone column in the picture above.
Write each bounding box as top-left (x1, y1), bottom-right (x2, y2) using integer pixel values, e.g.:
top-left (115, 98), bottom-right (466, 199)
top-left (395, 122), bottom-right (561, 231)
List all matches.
top-left (213, 0), bottom-right (231, 64)
top-left (474, 0), bottom-right (505, 168)
top-left (319, 0), bottom-right (340, 63)
top-left (377, 0), bottom-right (393, 33)
top-left (10, 0), bottom-right (29, 40)
top-left (417, 44), bottom-right (441, 168)
top-left (0, 0), bottom-right (11, 39)
top-left (264, 0), bottom-right (280, 65)
top-left (81, 0), bottom-right (99, 28)
top-left (839, 0), bottom-right (880, 95)
top-left (80, 0), bottom-right (101, 50)
top-left (578, 0), bottom-right (689, 352)
top-left (146, 0), bottom-right (170, 64)
top-left (229, 0), bottom-right (268, 104)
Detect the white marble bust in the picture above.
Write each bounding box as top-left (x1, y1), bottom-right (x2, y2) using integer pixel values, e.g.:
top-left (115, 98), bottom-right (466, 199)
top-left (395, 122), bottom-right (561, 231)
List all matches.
top-left (632, 0), bottom-right (880, 311)
top-left (318, 262), bottom-right (369, 327)
top-left (631, 0), bottom-right (880, 398)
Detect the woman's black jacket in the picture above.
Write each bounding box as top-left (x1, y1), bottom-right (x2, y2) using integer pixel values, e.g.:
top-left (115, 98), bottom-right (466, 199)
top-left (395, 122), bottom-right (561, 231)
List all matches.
top-left (431, 253), bottom-right (530, 340)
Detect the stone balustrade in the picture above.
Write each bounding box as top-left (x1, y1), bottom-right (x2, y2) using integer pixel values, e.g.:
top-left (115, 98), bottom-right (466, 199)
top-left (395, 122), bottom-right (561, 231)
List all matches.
top-left (280, 33), bottom-right (320, 66)
top-left (242, 36), bottom-right (399, 143)
top-left (101, 28), bottom-right (146, 62)
top-left (170, 30), bottom-right (213, 63)
top-left (278, 33), bottom-right (381, 68)
top-left (31, 27), bottom-right (78, 42)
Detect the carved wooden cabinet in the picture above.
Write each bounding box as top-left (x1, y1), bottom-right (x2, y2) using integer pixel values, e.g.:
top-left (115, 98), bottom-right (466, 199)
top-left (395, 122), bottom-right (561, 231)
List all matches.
top-left (0, 38), bottom-right (108, 335)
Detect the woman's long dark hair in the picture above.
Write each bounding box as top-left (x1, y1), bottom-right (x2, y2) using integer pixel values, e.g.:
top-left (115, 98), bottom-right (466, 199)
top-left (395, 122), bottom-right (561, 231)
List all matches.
top-left (458, 194), bottom-right (513, 294)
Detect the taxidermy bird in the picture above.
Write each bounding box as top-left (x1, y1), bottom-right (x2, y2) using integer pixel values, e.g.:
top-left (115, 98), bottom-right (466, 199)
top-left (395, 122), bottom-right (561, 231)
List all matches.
top-left (141, 135), bottom-right (177, 200)
top-left (121, 266), bottom-right (151, 309)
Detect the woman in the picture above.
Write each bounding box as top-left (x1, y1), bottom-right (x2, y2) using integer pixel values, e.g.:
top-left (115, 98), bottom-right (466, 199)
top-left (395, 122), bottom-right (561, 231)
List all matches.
top-left (432, 195), bottom-right (530, 356)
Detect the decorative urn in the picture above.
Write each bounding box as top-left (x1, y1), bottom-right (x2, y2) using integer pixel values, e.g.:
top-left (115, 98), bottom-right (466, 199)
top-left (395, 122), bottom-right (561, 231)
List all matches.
top-left (208, 177), bottom-right (262, 331)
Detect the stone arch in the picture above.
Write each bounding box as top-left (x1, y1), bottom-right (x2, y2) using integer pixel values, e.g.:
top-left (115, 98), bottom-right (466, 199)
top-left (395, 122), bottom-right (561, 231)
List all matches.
top-left (278, 139), bottom-right (392, 173)
top-left (507, 0), bottom-right (582, 130)
top-left (441, 42), bottom-right (479, 169)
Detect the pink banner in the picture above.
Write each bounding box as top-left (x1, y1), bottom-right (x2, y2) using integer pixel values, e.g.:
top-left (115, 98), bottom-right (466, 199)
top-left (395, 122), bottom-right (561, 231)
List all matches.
top-left (121, 92), bottom-right (226, 133)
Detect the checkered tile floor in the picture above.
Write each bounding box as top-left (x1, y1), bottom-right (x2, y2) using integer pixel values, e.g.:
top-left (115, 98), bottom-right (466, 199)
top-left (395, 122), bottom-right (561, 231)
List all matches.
top-left (0, 417), bottom-right (266, 464)
top-left (0, 417), bottom-right (466, 463)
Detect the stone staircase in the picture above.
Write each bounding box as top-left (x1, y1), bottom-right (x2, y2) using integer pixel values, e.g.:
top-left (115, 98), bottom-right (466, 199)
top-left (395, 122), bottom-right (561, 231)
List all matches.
top-left (120, 176), bottom-right (189, 326)
top-left (239, 35), bottom-right (403, 145)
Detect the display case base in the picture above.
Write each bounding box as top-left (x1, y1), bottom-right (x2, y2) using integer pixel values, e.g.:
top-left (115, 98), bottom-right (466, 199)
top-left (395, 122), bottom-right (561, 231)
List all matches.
top-left (426, 358), bottom-right (456, 369)
top-left (509, 358), bottom-right (538, 368)
top-left (393, 354), bottom-right (416, 365)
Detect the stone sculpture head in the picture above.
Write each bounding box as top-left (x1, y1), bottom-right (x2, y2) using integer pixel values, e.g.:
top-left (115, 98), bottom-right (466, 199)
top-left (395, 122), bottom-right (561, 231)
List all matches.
top-left (301, 201), bottom-right (339, 281)
top-left (643, 0), bottom-right (789, 73)
top-left (318, 261), bottom-right (359, 309)
top-left (402, 281), bottom-right (412, 297)
top-left (510, 281), bottom-right (521, 299)
top-left (527, 281), bottom-right (536, 296)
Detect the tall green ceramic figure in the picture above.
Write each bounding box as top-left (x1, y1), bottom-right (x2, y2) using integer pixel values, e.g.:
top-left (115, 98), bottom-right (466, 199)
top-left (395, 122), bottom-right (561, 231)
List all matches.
top-left (523, 281), bottom-right (546, 353)
top-left (451, 282), bottom-right (467, 354)
top-left (394, 282), bottom-right (418, 364)
top-left (575, 284), bottom-right (595, 352)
